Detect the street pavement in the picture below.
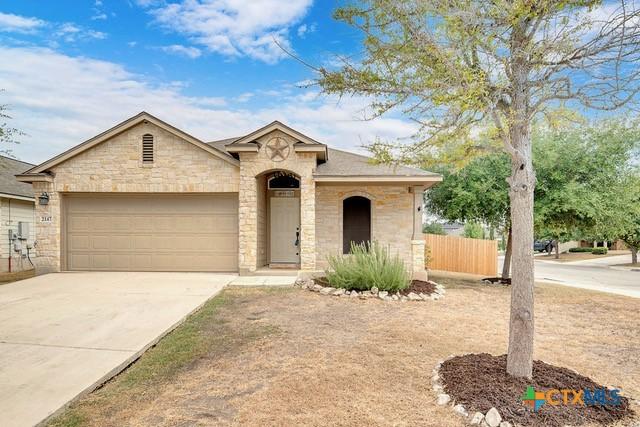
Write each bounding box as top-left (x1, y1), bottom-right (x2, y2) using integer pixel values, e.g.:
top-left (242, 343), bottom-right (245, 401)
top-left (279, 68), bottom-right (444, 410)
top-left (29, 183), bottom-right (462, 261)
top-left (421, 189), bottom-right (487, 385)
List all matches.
top-left (499, 254), bottom-right (640, 298)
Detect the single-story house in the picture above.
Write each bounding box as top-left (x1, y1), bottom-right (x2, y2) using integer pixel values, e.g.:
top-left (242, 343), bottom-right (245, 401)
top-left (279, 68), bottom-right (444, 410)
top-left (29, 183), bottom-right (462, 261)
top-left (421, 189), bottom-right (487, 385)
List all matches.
top-left (0, 155), bottom-right (36, 272)
top-left (16, 112), bottom-right (441, 277)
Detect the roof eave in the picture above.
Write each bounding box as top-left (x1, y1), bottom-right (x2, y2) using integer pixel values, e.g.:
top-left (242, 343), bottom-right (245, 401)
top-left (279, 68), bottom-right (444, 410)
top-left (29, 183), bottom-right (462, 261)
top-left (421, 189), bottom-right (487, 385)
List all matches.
top-left (313, 175), bottom-right (443, 184)
top-left (26, 112), bottom-right (239, 174)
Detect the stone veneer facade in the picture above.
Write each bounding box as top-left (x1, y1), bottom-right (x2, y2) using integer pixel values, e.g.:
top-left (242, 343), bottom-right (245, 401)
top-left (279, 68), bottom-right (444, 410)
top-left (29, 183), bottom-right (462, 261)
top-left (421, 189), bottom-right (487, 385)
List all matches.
top-left (315, 185), bottom-right (417, 271)
top-left (29, 120), bottom-right (428, 277)
top-left (238, 129), bottom-right (316, 273)
top-left (33, 122), bottom-right (239, 273)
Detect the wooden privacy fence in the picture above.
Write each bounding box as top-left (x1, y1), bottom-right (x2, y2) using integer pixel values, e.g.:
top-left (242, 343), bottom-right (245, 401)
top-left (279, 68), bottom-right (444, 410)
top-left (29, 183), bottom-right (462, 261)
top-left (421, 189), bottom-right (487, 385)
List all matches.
top-left (425, 234), bottom-right (498, 276)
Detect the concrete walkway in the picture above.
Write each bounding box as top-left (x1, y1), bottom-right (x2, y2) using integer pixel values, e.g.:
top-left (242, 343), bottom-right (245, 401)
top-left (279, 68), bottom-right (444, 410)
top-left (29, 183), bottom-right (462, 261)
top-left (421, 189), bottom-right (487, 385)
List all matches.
top-left (0, 272), bottom-right (235, 427)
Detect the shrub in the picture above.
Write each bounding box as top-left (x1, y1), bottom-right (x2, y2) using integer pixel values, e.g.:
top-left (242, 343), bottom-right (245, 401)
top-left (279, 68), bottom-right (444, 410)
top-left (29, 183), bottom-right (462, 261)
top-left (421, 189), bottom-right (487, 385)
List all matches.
top-left (326, 241), bottom-right (410, 292)
top-left (463, 222), bottom-right (485, 239)
top-left (568, 247), bottom-right (593, 253)
top-left (592, 247), bottom-right (608, 255)
top-left (423, 222), bottom-right (446, 235)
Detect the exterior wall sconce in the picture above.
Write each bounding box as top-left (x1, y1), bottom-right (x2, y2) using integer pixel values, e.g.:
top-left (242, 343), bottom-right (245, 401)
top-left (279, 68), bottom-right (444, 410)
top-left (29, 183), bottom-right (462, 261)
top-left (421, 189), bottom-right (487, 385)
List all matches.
top-left (38, 192), bottom-right (50, 205)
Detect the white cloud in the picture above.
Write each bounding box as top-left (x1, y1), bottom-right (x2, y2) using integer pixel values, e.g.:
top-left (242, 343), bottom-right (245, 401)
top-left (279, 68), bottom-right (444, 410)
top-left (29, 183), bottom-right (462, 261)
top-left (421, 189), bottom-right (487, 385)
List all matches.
top-left (236, 92), bottom-right (254, 103)
top-left (0, 46), bottom-right (417, 164)
top-left (0, 12), bottom-right (45, 33)
top-left (297, 22), bottom-right (316, 38)
top-left (159, 44), bottom-right (202, 58)
top-left (54, 23), bottom-right (107, 42)
top-left (140, 0), bottom-right (313, 64)
top-left (91, 12), bottom-right (108, 21)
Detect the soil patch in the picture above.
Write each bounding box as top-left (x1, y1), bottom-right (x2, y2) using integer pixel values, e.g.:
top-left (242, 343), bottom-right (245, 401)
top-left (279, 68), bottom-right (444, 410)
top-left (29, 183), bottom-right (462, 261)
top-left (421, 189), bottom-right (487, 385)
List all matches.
top-left (439, 353), bottom-right (634, 427)
top-left (398, 279), bottom-right (436, 296)
top-left (482, 277), bottom-right (512, 285)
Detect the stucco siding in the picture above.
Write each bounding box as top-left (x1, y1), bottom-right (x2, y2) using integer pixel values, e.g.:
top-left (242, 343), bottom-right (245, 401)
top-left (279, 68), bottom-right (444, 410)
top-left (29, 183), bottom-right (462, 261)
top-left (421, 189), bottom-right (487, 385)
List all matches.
top-left (315, 185), bottom-right (414, 271)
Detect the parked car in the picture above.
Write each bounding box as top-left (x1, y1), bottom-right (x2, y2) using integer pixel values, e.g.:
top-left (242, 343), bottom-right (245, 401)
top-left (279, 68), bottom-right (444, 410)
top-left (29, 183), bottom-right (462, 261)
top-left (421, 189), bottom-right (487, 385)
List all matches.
top-left (534, 240), bottom-right (554, 253)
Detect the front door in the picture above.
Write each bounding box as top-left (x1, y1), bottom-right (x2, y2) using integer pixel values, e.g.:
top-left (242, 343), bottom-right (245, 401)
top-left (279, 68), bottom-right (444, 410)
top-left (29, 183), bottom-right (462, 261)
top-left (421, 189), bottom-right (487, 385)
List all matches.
top-left (270, 197), bottom-right (300, 264)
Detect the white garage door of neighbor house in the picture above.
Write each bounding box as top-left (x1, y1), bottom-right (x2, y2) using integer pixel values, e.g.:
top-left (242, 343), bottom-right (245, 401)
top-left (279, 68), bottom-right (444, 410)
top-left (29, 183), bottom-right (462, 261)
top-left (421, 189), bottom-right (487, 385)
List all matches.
top-left (64, 194), bottom-right (238, 272)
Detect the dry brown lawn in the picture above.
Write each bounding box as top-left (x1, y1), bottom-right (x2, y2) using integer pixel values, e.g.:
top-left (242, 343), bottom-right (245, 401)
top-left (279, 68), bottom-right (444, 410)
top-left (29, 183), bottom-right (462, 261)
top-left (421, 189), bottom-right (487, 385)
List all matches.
top-left (49, 275), bottom-right (640, 427)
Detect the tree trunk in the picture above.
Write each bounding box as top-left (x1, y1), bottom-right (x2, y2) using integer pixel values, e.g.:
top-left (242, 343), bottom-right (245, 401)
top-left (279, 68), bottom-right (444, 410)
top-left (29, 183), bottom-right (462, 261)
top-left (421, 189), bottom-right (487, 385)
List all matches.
top-left (505, 40), bottom-right (535, 378)
top-left (632, 247), bottom-right (638, 265)
top-left (554, 239), bottom-right (560, 259)
top-left (501, 225), bottom-right (512, 279)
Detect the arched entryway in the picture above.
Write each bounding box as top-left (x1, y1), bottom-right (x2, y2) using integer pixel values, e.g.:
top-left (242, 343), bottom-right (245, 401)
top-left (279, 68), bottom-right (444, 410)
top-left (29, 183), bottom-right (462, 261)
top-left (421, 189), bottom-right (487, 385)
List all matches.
top-left (256, 170), bottom-right (301, 268)
top-left (343, 196), bottom-right (372, 253)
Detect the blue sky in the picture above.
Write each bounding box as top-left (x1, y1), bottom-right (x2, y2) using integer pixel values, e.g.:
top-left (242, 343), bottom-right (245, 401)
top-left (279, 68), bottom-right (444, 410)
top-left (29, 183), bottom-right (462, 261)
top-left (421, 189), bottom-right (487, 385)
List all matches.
top-left (0, 0), bottom-right (416, 163)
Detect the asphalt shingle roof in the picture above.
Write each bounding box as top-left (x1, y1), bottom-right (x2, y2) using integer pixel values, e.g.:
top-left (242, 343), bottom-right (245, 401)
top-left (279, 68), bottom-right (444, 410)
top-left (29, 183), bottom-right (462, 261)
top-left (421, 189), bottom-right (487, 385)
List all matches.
top-left (207, 139), bottom-right (436, 177)
top-left (0, 155), bottom-right (35, 198)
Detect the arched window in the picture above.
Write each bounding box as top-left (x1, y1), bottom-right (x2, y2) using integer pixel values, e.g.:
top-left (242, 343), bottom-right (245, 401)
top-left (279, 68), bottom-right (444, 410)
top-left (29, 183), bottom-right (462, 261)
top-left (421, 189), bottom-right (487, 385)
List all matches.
top-left (142, 134), bottom-right (154, 163)
top-left (268, 173), bottom-right (300, 189)
top-left (343, 196), bottom-right (371, 253)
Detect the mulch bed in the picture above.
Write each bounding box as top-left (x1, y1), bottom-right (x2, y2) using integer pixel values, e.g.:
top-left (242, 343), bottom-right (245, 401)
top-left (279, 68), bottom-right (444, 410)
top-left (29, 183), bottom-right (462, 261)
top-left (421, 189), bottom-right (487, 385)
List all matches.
top-left (482, 276), bottom-right (512, 285)
top-left (398, 279), bottom-right (436, 296)
top-left (439, 353), bottom-right (634, 427)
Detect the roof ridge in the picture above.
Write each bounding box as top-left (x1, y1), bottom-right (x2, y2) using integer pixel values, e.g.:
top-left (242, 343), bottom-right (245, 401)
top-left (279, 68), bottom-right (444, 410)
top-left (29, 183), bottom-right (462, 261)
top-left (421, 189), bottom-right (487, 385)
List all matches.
top-left (0, 154), bottom-right (35, 167)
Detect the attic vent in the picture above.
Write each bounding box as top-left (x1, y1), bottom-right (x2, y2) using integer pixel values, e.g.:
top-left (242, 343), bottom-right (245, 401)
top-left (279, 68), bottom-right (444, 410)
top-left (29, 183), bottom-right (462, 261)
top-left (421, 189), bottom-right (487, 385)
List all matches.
top-left (142, 134), bottom-right (154, 163)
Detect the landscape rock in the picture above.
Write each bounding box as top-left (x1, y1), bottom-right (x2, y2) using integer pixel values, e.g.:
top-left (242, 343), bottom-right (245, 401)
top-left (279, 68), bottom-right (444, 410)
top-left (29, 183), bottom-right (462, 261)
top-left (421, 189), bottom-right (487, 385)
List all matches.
top-left (332, 288), bottom-right (346, 296)
top-left (470, 412), bottom-right (484, 425)
top-left (320, 287), bottom-right (335, 295)
top-left (436, 394), bottom-right (451, 405)
top-left (453, 404), bottom-right (468, 417)
top-left (370, 286), bottom-right (379, 295)
top-left (378, 291), bottom-right (388, 298)
top-left (499, 422), bottom-right (512, 427)
top-left (350, 290), bottom-right (358, 298)
top-left (407, 292), bottom-right (422, 301)
top-left (391, 294), bottom-right (399, 301)
top-left (432, 383), bottom-right (443, 392)
top-left (484, 407), bottom-right (502, 427)
top-left (312, 284), bottom-right (323, 292)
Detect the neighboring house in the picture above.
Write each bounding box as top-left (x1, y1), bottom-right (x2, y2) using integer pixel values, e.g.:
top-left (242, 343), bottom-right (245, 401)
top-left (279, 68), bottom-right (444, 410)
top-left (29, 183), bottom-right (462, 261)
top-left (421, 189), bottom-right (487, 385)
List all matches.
top-left (0, 155), bottom-right (36, 272)
top-left (442, 222), bottom-right (465, 236)
top-left (17, 112), bottom-right (441, 277)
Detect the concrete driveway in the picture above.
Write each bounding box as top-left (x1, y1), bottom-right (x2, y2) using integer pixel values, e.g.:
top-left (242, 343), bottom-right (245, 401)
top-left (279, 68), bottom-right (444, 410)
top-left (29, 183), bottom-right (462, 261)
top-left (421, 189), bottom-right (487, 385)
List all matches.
top-left (0, 272), bottom-right (235, 427)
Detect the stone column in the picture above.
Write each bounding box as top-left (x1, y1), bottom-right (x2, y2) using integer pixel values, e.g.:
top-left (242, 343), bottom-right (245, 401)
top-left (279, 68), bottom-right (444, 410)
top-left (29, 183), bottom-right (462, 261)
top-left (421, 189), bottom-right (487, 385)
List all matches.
top-left (33, 181), bottom-right (61, 274)
top-left (238, 162), bottom-right (258, 275)
top-left (410, 186), bottom-right (428, 280)
top-left (299, 174), bottom-right (316, 270)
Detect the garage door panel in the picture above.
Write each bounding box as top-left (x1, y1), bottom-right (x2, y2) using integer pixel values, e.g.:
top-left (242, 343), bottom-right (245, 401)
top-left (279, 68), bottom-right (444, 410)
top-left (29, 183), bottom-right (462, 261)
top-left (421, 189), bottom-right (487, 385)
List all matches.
top-left (65, 194), bottom-right (238, 272)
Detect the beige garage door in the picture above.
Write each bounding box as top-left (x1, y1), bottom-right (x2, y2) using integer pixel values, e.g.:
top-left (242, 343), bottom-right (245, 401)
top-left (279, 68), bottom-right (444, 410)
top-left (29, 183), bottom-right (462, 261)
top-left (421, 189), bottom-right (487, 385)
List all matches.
top-left (65, 194), bottom-right (238, 272)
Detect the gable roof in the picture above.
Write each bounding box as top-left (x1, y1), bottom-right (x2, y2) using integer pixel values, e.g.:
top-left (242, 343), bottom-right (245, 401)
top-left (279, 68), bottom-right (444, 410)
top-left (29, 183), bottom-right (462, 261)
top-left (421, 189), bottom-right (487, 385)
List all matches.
top-left (23, 112), bottom-right (239, 175)
top-left (230, 120), bottom-right (323, 146)
top-left (207, 138), bottom-right (441, 183)
top-left (0, 155), bottom-right (35, 199)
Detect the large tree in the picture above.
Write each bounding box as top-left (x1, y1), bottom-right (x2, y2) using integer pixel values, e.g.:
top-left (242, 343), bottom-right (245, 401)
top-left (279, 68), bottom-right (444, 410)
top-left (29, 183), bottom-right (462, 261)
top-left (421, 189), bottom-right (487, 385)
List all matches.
top-left (426, 153), bottom-right (512, 278)
top-left (533, 121), bottom-right (640, 258)
top-left (317, 1), bottom-right (640, 377)
top-left (1, 94), bottom-right (22, 154)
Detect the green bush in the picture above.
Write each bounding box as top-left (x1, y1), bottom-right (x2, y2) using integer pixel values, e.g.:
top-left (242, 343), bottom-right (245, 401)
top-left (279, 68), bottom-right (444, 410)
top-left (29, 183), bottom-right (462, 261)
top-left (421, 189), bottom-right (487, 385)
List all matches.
top-left (592, 247), bottom-right (608, 255)
top-left (569, 247), bottom-right (594, 253)
top-left (423, 222), bottom-right (446, 235)
top-left (463, 222), bottom-right (485, 239)
top-left (326, 241), bottom-right (410, 292)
